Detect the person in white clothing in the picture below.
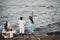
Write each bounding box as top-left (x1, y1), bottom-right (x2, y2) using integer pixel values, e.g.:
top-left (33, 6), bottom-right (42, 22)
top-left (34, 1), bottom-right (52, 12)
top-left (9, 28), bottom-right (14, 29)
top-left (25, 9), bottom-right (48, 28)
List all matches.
top-left (18, 17), bottom-right (26, 35)
top-left (9, 29), bottom-right (16, 40)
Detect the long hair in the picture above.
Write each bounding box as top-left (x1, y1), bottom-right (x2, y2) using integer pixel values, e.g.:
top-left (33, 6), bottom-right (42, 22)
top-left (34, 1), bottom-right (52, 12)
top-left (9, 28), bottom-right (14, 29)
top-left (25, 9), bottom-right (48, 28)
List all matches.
top-left (4, 21), bottom-right (8, 31)
top-left (29, 16), bottom-right (34, 24)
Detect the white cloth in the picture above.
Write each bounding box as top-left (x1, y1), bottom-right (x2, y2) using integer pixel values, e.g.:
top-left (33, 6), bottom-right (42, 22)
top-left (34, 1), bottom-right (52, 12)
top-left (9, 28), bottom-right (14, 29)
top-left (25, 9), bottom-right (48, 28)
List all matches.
top-left (8, 23), bottom-right (11, 29)
top-left (18, 20), bottom-right (26, 33)
top-left (2, 29), bottom-right (6, 33)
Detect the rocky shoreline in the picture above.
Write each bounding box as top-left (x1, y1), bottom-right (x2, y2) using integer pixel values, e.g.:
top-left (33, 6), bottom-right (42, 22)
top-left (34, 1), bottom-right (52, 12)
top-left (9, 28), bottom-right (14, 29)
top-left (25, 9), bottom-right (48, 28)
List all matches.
top-left (0, 31), bottom-right (60, 40)
top-left (47, 31), bottom-right (60, 35)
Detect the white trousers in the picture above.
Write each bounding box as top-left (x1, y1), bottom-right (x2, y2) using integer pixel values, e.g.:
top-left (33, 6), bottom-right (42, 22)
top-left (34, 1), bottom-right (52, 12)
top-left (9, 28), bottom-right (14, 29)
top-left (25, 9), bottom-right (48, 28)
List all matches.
top-left (19, 27), bottom-right (25, 33)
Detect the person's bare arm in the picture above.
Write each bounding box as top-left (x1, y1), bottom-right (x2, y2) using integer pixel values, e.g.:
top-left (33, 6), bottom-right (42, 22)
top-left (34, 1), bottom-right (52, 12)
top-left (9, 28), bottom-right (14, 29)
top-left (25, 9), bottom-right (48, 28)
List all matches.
top-left (32, 11), bottom-right (34, 18)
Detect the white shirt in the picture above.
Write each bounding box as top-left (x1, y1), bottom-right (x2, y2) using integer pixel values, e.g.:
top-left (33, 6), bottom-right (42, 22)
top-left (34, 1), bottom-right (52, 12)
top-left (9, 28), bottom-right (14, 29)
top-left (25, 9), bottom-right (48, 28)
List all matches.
top-left (18, 20), bottom-right (26, 28)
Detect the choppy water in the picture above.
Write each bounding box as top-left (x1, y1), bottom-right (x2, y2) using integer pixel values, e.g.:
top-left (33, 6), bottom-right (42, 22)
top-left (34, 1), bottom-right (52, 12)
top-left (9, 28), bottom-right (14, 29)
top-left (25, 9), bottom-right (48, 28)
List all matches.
top-left (0, 0), bottom-right (60, 33)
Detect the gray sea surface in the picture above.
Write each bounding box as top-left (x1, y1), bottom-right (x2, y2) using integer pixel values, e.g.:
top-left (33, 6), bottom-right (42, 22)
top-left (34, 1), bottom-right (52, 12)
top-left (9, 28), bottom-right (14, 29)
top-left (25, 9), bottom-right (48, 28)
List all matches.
top-left (0, 0), bottom-right (60, 34)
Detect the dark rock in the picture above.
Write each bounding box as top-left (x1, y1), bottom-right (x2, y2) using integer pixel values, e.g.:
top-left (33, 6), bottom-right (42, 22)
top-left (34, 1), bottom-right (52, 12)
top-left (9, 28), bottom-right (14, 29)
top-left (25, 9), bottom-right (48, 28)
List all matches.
top-left (47, 31), bottom-right (60, 35)
top-left (34, 28), bottom-right (41, 31)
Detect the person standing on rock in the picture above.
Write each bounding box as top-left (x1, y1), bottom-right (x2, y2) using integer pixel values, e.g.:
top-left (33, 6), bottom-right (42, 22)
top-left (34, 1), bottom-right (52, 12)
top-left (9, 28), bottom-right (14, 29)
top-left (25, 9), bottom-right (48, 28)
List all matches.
top-left (28, 11), bottom-right (34, 34)
top-left (27, 11), bottom-right (39, 40)
top-left (18, 17), bottom-right (26, 36)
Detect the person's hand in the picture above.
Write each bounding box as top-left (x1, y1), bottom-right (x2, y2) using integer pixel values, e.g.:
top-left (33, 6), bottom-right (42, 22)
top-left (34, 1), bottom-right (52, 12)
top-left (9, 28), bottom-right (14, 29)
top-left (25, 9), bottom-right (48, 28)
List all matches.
top-left (32, 10), bottom-right (34, 17)
top-left (32, 11), bottom-right (34, 14)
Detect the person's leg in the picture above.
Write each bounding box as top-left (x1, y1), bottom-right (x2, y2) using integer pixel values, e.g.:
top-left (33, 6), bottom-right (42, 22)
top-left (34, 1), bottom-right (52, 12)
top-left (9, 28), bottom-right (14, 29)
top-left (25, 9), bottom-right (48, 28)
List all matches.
top-left (22, 27), bottom-right (25, 34)
top-left (22, 27), bottom-right (25, 39)
top-left (31, 26), bottom-right (34, 33)
top-left (19, 28), bottom-right (22, 36)
top-left (20, 28), bottom-right (23, 36)
top-left (19, 27), bottom-right (21, 33)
